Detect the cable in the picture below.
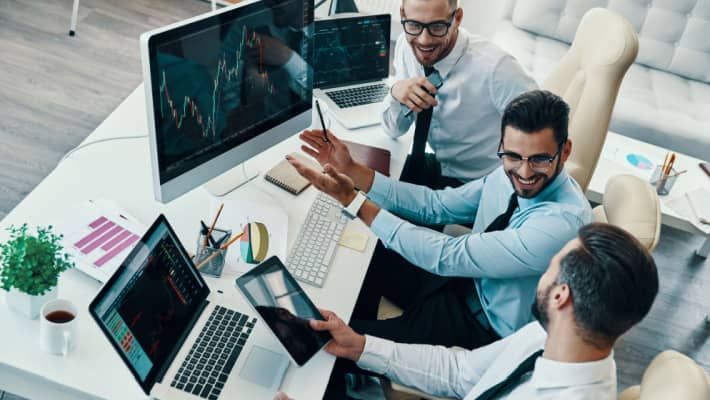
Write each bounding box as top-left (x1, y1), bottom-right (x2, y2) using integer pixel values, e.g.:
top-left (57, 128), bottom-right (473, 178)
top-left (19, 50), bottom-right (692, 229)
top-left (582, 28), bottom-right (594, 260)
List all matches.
top-left (59, 135), bottom-right (148, 164)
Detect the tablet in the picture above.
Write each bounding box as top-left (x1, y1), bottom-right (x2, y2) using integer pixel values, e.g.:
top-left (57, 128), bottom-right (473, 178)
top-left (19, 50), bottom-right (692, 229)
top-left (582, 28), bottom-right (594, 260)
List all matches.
top-left (235, 256), bottom-right (331, 366)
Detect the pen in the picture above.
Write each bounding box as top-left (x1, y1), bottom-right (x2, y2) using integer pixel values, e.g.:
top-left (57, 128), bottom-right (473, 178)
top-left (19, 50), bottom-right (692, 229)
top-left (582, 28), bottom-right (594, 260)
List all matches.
top-left (195, 231), bottom-right (244, 270)
top-left (315, 99), bottom-right (329, 143)
top-left (200, 220), bottom-right (216, 247)
top-left (205, 204), bottom-right (224, 247)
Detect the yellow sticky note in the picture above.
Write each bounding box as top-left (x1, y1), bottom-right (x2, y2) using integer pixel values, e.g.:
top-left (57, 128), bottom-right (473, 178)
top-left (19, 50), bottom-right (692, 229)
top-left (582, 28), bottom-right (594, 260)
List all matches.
top-left (339, 229), bottom-right (369, 252)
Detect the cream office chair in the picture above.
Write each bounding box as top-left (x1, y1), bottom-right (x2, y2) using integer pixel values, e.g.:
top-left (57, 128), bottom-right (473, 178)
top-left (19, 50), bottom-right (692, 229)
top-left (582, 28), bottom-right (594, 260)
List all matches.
top-left (618, 350), bottom-right (710, 400)
top-left (542, 7), bottom-right (638, 191)
top-left (593, 174), bottom-right (661, 251)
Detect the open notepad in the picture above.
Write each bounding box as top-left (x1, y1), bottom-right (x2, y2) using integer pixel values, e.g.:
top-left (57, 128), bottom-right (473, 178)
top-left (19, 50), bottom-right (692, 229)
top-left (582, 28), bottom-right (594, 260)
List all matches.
top-left (264, 153), bottom-right (320, 195)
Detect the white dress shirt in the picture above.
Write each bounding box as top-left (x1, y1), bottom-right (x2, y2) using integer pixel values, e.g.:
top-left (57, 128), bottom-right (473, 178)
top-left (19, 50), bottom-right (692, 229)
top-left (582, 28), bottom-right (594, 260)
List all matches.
top-left (358, 322), bottom-right (617, 399)
top-left (381, 28), bottom-right (537, 181)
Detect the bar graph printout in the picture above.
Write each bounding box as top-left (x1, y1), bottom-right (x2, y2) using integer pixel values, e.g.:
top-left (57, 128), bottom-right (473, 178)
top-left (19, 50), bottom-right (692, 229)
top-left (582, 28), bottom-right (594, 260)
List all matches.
top-left (55, 199), bottom-right (147, 283)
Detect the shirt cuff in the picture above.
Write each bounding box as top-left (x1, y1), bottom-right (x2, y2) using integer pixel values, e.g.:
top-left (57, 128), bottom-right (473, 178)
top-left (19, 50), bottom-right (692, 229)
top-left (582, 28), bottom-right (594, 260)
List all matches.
top-left (356, 335), bottom-right (396, 375)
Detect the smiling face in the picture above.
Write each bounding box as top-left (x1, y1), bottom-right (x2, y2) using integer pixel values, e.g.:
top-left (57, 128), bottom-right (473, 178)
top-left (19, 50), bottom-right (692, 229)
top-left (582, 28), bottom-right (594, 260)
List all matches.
top-left (400, 0), bottom-right (462, 67)
top-left (501, 126), bottom-right (571, 198)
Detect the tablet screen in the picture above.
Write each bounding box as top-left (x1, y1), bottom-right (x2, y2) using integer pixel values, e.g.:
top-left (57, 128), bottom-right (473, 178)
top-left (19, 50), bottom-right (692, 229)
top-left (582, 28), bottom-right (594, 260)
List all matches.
top-left (235, 256), bottom-right (331, 366)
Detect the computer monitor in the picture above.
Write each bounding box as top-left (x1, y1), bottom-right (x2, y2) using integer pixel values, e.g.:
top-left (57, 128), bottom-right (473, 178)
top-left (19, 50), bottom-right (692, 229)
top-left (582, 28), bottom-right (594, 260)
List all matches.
top-left (140, 0), bottom-right (314, 202)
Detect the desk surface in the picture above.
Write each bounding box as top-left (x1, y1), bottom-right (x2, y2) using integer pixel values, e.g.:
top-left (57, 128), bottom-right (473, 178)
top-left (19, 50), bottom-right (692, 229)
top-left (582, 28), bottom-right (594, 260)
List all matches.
top-left (0, 84), bottom-right (411, 400)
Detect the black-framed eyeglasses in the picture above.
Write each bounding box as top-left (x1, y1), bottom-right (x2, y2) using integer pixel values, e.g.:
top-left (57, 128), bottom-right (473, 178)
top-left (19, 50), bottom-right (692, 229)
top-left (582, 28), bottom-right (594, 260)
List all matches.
top-left (401, 10), bottom-right (457, 37)
top-left (497, 147), bottom-right (562, 173)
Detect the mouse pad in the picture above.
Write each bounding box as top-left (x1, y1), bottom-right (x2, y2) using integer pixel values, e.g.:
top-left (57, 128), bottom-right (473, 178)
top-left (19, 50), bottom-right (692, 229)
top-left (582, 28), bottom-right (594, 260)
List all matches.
top-left (239, 345), bottom-right (289, 389)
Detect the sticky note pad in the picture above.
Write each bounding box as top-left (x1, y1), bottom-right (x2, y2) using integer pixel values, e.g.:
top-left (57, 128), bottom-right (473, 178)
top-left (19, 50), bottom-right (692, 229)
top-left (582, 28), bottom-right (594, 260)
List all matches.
top-left (339, 229), bottom-right (368, 252)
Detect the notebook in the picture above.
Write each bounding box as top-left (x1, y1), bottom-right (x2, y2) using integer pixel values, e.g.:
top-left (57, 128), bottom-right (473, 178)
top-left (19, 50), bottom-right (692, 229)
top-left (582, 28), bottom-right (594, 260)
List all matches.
top-left (343, 140), bottom-right (391, 176)
top-left (265, 153), bottom-right (320, 195)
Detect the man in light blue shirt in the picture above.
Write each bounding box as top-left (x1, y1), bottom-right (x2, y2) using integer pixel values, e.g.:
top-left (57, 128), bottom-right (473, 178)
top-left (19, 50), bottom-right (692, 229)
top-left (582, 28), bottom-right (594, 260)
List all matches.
top-left (288, 90), bottom-right (592, 398)
top-left (289, 90), bottom-right (592, 350)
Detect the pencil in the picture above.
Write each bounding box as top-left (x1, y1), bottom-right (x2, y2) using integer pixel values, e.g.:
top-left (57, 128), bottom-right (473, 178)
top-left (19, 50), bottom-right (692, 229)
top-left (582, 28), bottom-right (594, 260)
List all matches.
top-left (660, 153), bottom-right (669, 175)
top-left (204, 203), bottom-right (224, 246)
top-left (671, 169), bottom-right (687, 177)
top-left (196, 231), bottom-right (244, 270)
top-left (665, 153), bottom-right (676, 176)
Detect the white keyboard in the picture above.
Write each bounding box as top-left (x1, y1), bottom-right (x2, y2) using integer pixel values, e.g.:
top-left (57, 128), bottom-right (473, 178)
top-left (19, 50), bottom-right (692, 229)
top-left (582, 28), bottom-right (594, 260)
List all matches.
top-left (286, 192), bottom-right (348, 287)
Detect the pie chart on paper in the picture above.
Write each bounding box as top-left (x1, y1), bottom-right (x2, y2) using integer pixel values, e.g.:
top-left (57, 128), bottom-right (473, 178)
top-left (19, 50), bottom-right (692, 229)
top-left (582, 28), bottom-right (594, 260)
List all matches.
top-left (625, 153), bottom-right (654, 170)
top-left (240, 222), bottom-right (269, 264)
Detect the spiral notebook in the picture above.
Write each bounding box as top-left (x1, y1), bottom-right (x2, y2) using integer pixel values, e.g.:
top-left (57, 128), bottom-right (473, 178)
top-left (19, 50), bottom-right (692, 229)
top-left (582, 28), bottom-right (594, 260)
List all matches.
top-left (264, 153), bottom-right (320, 195)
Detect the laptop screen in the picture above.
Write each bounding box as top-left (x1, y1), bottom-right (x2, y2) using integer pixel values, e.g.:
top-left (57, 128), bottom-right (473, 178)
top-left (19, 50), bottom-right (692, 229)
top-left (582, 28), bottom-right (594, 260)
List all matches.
top-left (89, 215), bottom-right (210, 394)
top-left (314, 14), bottom-right (390, 88)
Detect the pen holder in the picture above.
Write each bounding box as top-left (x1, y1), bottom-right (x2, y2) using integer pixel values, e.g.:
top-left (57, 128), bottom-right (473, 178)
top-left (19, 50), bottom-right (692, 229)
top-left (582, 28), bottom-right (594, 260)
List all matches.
top-left (194, 227), bottom-right (231, 277)
top-left (649, 165), bottom-right (678, 196)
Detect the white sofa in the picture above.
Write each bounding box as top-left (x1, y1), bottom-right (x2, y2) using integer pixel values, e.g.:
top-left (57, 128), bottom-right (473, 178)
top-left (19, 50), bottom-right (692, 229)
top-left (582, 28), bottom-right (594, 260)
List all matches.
top-left (490, 0), bottom-right (710, 161)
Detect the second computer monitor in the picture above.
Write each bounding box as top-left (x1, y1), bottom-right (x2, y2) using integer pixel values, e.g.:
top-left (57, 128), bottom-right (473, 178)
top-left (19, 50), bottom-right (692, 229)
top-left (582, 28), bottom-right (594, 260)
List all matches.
top-left (140, 0), bottom-right (314, 203)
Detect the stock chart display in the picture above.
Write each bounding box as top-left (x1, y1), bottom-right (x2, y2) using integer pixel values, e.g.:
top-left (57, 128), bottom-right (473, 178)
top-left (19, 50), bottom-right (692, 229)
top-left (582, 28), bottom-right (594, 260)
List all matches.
top-left (151, 0), bottom-right (313, 182)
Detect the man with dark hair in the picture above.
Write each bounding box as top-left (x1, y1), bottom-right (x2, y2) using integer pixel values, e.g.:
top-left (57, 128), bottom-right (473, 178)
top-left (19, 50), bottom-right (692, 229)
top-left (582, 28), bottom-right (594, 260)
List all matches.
top-left (288, 89), bottom-right (591, 351)
top-left (302, 222), bottom-right (659, 399)
top-left (289, 89), bottom-right (591, 398)
top-left (385, 0), bottom-right (536, 188)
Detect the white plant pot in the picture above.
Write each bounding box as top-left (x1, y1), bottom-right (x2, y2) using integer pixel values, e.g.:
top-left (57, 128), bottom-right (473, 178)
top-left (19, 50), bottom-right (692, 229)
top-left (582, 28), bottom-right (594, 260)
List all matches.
top-left (6, 286), bottom-right (58, 319)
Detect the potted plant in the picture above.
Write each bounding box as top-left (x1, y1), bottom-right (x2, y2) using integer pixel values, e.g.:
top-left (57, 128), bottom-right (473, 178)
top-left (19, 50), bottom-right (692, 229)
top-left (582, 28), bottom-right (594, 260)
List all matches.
top-left (0, 224), bottom-right (73, 319)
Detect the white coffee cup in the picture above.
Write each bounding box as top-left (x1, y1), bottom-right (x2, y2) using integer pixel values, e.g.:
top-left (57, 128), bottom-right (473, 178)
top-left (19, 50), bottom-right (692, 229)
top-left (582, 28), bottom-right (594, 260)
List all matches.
top-left (40, 298), bottom-right (78, 356)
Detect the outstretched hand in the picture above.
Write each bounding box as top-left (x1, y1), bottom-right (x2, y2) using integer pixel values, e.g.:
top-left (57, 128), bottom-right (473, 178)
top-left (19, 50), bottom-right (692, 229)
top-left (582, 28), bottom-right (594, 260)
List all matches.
top-left (286, 156), bottom-right (357, 206)
top-left (310, 309), bottom-right (366, 362)
top-left (299, 130), bottom-right (354, 174)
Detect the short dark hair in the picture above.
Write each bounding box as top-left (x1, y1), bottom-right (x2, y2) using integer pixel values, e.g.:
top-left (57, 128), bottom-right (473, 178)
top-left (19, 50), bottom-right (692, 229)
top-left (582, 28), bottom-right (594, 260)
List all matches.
top-left (501, 90), bottom-right (570, 146)
top-left (556, 223), bottom-right (659, 348)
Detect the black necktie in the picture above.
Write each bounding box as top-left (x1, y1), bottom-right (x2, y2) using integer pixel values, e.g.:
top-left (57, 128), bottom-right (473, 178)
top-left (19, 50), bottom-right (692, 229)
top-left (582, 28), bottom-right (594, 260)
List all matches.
top-left (484, 193), bottom-right (519, 233)
top-left (410, 66), bottom-right (437, 165)
top-left (476, 349), bottom-right (544, 400)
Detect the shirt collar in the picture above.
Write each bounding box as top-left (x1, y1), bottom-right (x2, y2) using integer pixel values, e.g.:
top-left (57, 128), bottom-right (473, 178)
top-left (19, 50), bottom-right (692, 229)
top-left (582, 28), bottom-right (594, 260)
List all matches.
top-left (530, 351), bottom-right (616, 389)
top-left (427, 27), bottom-right (468, 79)
top-left (516, 168), bottom-right (570, 211)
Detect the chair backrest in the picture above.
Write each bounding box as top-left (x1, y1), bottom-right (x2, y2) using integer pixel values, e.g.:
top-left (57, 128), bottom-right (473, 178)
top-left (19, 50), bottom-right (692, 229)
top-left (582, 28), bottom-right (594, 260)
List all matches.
top-left (543, 8), bottom-right (638, 191)
top-left (593, 174), bottom-right (660, 251)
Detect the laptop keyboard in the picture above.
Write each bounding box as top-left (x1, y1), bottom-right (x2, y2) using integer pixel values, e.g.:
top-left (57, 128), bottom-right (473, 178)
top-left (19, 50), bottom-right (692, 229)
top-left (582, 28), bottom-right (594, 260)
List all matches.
top-left (326, 83), bottom-right (389, 109)
top-left (170, 305), bottom-right (257, 399)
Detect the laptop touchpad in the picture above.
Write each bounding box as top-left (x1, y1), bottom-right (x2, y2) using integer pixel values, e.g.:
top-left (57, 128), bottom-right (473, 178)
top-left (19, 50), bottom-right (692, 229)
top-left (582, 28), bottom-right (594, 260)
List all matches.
top-left (239, 345), bottom-right (290, 390)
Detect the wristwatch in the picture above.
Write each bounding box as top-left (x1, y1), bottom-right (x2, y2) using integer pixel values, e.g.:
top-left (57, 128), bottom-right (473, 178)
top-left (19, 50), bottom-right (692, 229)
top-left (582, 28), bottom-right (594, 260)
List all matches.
top-left (341, 191), bottom-right (368, 219)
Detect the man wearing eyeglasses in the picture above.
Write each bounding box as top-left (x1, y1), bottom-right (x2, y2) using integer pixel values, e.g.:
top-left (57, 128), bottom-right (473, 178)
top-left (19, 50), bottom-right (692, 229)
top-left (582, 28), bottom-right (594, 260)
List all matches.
top-left (288, 90), bottom-right (592, 355)
top-left (383, 0), bottom-right (537, 189)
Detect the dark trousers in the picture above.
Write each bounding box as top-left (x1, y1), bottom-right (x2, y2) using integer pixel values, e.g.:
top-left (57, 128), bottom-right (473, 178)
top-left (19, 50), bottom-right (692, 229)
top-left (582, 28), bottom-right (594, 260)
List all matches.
top-left (324, 244), bottom-right (500, 399)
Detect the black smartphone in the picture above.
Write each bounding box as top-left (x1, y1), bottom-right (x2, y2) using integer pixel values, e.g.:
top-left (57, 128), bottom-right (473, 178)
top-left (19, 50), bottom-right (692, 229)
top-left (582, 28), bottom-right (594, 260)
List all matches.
top-left (403, 70), bottom-right (445, 116)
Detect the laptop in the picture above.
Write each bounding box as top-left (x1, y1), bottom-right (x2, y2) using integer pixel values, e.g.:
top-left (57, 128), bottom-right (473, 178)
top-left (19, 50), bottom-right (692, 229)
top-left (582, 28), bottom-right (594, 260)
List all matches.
top-left (89, 215), bottom-right (287, 400)
top-left (314, 13), bottom-right (391, 129)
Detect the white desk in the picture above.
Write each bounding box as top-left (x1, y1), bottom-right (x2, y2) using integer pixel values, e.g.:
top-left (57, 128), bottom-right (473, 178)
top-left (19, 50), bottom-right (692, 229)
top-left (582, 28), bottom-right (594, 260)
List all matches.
top-left (587, 131), bottom-right (710, 257)
top-left (0, 85), bottom-right (411, 399)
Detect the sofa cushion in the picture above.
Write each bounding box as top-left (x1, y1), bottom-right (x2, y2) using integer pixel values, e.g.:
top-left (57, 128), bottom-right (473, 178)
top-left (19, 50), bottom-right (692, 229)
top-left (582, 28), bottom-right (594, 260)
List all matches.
top-left (492, 20), bottom-right (710, 161)
top-left (510, 0), bottom-right (710, 83)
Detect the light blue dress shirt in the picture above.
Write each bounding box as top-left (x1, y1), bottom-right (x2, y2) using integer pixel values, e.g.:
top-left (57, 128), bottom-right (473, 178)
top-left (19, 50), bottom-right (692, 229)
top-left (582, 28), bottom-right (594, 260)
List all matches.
top-left (368, 166), bottom-right (592, 337)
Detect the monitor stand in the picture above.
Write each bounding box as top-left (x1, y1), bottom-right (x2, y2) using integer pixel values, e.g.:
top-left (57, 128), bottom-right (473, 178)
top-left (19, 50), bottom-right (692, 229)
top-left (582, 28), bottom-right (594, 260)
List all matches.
top-left (204, 163), bottom-right (259, 197)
